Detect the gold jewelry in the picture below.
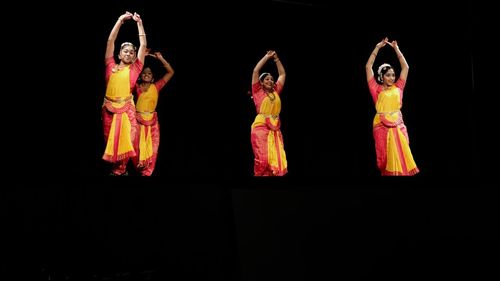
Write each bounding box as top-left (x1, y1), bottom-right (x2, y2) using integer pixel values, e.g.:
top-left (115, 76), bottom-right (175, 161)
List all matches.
top-left (266, 92), bottom-right (276, 102)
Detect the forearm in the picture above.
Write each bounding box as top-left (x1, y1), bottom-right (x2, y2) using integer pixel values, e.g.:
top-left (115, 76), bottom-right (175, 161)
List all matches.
top-left (137, 21), bottom-right (147, 47)
top-left (108, 19), bottom-right (123, 42)
top-left (394, 47), bottom-right (409, 70)
top-left (135, 21), bottom-right (147, 63)
top-left (106, 18), bottom-right (123, 58)
top-left (275, 57), bottom-right (285, 76)
top-left (159, 57), bottom-right (174, 73)
top-left (366, 46), bottom-right (380, 68)
top-left (253, 56), bottom-right (269, 73)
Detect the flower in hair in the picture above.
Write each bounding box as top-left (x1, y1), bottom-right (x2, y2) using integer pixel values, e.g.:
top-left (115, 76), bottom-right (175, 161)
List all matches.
top-left (377, 63), bottom-right (392, 82)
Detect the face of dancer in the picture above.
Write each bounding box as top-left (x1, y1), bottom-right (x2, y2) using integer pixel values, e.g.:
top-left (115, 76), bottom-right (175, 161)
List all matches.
top-left (119, 45), bottom-right (136, 64)
top-left (381, 68), bottom-right (396, 86)
top-left (140, 67), bottom-right (154, 82)
top-left (260, 74), bottom-right (275, 91)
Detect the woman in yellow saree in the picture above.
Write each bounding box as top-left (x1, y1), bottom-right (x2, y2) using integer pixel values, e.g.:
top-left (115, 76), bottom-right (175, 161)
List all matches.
top-left (102, 11), bottom-right (147, 176)
top-left (250, 50), bottom-right (287, 176)
top-left (132, 51), bottom-right (174, 176)
top-left (365, 38), bottom-right (419, 176)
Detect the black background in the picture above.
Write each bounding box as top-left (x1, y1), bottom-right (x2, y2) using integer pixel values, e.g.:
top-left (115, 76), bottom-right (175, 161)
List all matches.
top-left (3, 1), bottom-right (498, 280)
top-left (8, 0), bottom-right (487, 180)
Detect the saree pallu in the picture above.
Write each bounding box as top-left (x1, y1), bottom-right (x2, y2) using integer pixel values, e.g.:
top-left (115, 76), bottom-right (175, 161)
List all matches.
top-left (133, 111), bottom-right (160, 176)
top-left (102, 96), bottom-right (137, 163)
top-left (251, 114), bottom-right (287, 176)
top-left (373, 110), bottom-right (419, 176)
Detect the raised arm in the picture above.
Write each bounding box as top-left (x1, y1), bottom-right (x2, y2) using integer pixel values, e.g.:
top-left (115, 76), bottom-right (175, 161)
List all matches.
top-left (133, 12), bottom-right (147, 64)
top-left (154, 52), bottom-right (175, 83)
top-left (366, 37), bottom-right (388, 82)
top-left (388, 40), bottom-right (409, 81)
top-left (105, 12), bottom-right (133, 59)
top-left (252, 51), bottom-right (275, 85)
top-left (273, 52), bottom-right (286, 87)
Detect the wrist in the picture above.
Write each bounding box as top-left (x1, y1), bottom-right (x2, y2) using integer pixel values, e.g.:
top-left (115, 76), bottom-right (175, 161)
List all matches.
top-left (274, 58), bottom-right (280, 62)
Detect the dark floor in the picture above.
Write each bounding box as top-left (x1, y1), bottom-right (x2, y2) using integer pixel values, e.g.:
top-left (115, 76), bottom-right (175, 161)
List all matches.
top-left (2, 180), bottom-right (498, 280)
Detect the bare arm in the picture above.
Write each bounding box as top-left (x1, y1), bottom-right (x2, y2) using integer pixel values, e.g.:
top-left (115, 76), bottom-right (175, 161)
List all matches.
top-left (252, 51), bottom-right (275, 85)
top-left (105, 12), bottom-right (133, 59)
top-left (366, 37), bottom-right (388, 82)
top-left (154, 52), bottom-right (174, 83)
top-left (273, 52), bottom-right (286, 87)
top-left (389, 40), bottom-right (409, 81)
top-left (133, 12), bottom-right (147, 64)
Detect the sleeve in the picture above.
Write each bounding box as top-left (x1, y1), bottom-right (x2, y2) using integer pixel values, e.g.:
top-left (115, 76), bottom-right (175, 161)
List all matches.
top-left (134, 83), bottom-right (141, 96)
top-left (104, 57), bottom-right (116, 81)
top-left (368, 77), bottom-right (380, 103)
top-left (129, 59), bottom-right (145, 89)
top-left (154, 79), bottom-right (167, 92)
top-left (105, 56), bottom-right (115, 67)
top-left (274, 81), bottom-right (283, 95)
top-left (252, 82), bottom-right (261, 95)
top-left (395, 78), bottom-right (406, 101)
top-left (395, 78), bottom-right (406, 91)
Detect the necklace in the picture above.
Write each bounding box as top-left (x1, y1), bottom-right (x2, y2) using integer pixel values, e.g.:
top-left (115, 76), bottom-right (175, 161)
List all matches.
top-left (140, 83), bottom-right (151, 92)
top-left (112, 64), bottom-right (127, 73)
top-left (266, 92), bottom-right (276, 102)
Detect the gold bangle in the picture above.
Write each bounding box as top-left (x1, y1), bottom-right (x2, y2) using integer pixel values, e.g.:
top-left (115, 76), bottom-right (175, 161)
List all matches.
top-left (371, 52), bottom-right (377, 56)
top-left (274, 59), bottom-right (280, 62)
top-left (139, 34), bottom-right (146, 36)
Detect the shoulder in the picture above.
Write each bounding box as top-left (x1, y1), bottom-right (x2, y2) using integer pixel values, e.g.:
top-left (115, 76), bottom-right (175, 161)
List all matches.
top-left (395, 78), bottom-right (406, 90)
top-left (252, 82), bottom-right (262, 93)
